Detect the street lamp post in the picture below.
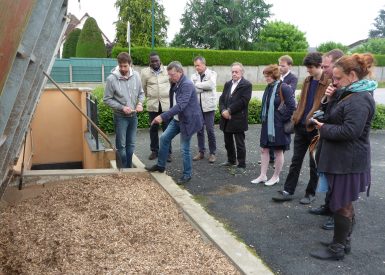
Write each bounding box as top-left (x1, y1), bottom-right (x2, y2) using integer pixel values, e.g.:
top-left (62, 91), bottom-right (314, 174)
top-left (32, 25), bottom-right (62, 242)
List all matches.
top-left (127, 21), bottom-right (131, 55)
top-left (151, 0), bottom-right (155, 50)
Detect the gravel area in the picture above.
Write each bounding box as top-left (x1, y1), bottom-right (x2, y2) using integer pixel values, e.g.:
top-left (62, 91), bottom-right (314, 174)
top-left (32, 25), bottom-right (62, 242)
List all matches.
top-left (0, 174), bottom-right (239, 274)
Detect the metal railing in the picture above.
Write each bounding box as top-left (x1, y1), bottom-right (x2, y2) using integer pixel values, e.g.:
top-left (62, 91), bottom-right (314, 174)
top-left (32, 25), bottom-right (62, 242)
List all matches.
top-left (86, 93), bottom-right (99, 150)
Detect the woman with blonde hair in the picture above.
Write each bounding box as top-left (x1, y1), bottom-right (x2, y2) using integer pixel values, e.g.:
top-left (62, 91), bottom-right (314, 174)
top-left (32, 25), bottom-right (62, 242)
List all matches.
top-left (251, 64), bottom-right (295, 186)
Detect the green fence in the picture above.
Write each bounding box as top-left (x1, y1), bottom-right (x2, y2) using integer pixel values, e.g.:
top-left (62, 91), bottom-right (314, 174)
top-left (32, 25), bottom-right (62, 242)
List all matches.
top-left (49, 58), bottom-right (117, 83)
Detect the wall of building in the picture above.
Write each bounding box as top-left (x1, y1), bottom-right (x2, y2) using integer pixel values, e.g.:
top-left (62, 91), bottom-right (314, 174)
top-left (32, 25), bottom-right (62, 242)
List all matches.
top-left (30, 88), bottom-right (84, 165)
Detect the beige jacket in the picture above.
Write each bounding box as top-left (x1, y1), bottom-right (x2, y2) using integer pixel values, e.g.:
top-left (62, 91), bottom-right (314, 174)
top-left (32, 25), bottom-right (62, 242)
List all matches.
top-left (141, 65), bottom-right (171, 112)
top-left (191, 68), bottom-right (217, 112)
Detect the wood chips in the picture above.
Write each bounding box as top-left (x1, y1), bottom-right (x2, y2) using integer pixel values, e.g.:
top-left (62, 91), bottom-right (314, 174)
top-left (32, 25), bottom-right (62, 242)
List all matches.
top-left (0, 174), bottom-right (239, 274)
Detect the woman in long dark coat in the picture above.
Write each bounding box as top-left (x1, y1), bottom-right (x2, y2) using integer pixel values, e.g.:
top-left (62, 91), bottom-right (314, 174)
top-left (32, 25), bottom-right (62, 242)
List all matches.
top-left (310, 53), bottom-right (377, 260)
top-left (251, 65), bottom-right (295, 186)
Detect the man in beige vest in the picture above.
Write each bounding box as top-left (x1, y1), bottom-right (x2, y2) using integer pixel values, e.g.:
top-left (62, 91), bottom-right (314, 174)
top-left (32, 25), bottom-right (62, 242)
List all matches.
top-left (141, 52), bottom-right (172, 161)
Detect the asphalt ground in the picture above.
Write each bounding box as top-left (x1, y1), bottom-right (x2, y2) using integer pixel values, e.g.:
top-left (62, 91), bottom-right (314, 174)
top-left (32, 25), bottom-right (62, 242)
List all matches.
top-left (134, 124), bottom-right (385, 275)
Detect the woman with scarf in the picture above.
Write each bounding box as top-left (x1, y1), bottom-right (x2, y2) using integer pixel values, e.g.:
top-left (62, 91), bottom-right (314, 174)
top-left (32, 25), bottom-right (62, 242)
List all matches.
top-left (310, 53), bottom-right (377, 260)
top-left (251, 65), bottom-right (295, 186)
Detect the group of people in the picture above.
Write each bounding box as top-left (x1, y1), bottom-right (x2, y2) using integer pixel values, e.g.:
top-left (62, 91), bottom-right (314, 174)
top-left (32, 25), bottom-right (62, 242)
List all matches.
top-left (103, 50), bottom-right (377, 261)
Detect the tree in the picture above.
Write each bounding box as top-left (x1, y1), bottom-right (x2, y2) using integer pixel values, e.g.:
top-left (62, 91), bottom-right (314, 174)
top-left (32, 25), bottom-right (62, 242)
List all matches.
top-left (369, 9), bottom-right (385, 38)
top-left (353, 38), bottom-right (385, 54)
top-left (62, 28), bottom-right (81, 58)
top-left (114, 0), bottom-right (169, 47)
top-left (76, 17), bottom-right (107, 57)
top-left (256, 21), bottom-right (308, 52)
top-left (171, 0), bottom-right (272, 50)
top-left (316, 41), bottom-right (348, 53)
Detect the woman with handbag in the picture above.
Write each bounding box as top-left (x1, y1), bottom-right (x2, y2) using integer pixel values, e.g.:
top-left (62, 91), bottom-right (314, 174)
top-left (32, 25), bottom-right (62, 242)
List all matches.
top-left (310, 53), bottom-right (377, 260)
top-left (251, 64), bottom-right (295, 186)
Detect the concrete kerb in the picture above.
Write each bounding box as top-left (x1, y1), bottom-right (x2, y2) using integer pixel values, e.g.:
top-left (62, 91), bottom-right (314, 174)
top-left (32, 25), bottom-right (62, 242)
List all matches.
top-left (132, 155), bottom-right (273, 275)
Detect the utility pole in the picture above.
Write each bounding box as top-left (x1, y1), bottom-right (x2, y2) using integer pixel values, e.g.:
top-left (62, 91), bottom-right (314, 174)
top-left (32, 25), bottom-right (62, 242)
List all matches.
top-left (151, 0), bottom-right (155, 50)
top-left (127, 21), bottom-right (131, 55)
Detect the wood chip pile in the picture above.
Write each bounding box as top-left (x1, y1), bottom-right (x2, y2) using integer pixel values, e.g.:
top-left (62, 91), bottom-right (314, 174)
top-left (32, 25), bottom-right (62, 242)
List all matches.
top-left (0, 174), bottom-right (239, 274)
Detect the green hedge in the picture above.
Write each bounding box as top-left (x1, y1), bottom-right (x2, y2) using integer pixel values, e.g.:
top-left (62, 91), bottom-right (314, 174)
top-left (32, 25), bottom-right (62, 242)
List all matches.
top-left (111, 46), bottom-right (385, 67)
top-left (93, 86), bottom-right (385, 133)
top-left (372, 104), bottom-right (385, 129)
top-left (112, 46), bottom-right (307, 66)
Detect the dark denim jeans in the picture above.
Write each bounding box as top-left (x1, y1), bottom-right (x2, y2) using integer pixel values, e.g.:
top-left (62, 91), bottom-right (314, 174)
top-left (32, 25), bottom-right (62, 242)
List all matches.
top-left (283, 124), bottom-right (318, 195)
top-left (196, 110), bottom-right (216, 155)
top-left (158, 119), bottom-right (192, 178)
top-left (114, 113), bottom-right (138, 168)
top-left (148, 110), bottom-right (171, 154)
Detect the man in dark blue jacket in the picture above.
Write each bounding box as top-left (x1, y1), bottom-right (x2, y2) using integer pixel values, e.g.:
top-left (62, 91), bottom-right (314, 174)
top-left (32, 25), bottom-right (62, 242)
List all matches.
top-left (146, 61), bottom-right (203, 184)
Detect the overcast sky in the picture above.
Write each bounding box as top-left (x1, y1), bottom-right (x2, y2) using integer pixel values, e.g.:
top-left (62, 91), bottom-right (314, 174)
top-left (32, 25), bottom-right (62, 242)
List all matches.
top-left (68, 0), bottom-right (385, 47)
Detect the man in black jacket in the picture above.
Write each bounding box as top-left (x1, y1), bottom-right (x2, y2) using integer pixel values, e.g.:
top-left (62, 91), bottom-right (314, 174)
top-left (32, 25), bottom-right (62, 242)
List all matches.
top-left (219, 62), bottom-right (252, 175)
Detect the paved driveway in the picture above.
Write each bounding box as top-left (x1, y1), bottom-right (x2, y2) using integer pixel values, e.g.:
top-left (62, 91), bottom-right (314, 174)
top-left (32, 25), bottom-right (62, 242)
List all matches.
top-left (134, 124), bottom-right (385, 275)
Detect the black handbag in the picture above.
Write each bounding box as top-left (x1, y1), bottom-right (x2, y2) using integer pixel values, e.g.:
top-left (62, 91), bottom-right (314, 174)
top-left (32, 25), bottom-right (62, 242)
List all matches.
top-left (277, 84), bottom-right (294, 134)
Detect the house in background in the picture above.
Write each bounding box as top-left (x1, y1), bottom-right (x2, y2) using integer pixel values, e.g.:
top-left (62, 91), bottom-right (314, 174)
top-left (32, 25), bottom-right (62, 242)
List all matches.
top-left (347, 38), bottom-right (369, 52)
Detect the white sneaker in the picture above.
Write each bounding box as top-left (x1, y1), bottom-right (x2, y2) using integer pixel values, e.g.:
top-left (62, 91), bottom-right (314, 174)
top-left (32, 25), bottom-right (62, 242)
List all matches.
top-left (265, 177), bottom-right (279, 186)
top-left (251, 177), bottom-right (267, 184)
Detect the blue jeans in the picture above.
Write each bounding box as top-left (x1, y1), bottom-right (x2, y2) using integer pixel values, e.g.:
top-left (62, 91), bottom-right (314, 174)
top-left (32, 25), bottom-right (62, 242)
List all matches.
top-left (158, 119), bottom-right (192, 178)
top-left (114, 113), bottom-right (138, 168)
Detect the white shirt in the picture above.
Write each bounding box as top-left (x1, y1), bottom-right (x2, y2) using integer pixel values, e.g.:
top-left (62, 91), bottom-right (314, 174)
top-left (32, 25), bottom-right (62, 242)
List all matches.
top-left (230, 80), bottom-right (240, 94)
top-left (173, 91), bottom-right (179, 121)
top-left (280, 71), bottom-right (291, 81)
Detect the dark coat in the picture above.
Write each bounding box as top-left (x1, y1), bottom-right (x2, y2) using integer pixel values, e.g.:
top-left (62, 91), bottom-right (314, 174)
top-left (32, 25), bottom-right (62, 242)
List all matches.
top-left (260, 82), bottom-right (296, 147)
top-left (282, 72), bottom-right (298, 94)
top-left (317, 91), bottom-right (375, 174)
top-left (219, 77), bottom-right (252, 133)
top-left (161, 75), bottom-right (203, 139)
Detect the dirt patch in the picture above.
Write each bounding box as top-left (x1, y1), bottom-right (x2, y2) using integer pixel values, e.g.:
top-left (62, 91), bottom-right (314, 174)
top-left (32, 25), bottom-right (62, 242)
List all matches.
top-left (0, 174), bottom-right (239, 274)
top-left (209, 184), bottom-right (249, 196)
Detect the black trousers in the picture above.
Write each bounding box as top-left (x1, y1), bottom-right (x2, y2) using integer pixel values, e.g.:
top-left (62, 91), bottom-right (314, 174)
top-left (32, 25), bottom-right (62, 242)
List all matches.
top-left (148, 105), bottom-right (171, 154)
top-left (224, 132), bottom-right (246, 168)
top-left (284, 125), bottom-right (318, 195)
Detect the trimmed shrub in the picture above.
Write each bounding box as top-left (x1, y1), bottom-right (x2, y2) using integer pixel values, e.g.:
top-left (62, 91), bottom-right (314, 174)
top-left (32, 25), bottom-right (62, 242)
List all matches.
top-left (112, 46), bottom-right (307, 66)
top-left (62, 28), bottom-right (81, 58)
top-left (76, 17), bottom-right (106, 58)
top-left (372, 103), bottom-right (385, 129)
top-left (93, 86), bottom-right (114, 133)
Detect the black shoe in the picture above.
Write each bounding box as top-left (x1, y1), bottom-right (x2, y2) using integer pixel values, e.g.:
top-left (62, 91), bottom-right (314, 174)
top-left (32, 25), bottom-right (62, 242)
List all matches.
top-left (320, 239), bottom-right (351, 254)
top-left (272, 190), bottom-right (293, 202)
top-left (176, 176), bottom-right (191, 185)
top-left (309, 205), bottom-right (332, 216)
top-left (148, 151), bottom-right (158, 160)
top-left (145, 165), bottom-right (165, 173)
top-left (167, 154), bottom-right (172, 163)
top-left (310, 243), bottom-right (345, 261)
top-left (322, 217), bottom-right (335, 230)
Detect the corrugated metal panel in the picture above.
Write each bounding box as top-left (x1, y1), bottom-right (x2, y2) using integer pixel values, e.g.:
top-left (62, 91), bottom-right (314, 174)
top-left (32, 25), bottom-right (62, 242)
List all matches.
top-left (0, 0), bottom-right (69, 196)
